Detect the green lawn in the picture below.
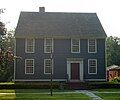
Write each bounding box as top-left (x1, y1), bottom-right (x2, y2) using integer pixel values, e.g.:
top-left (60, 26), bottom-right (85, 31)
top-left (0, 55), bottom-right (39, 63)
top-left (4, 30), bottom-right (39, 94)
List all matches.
top-left (92, 89), bottom-right (120, 100)
top-left (0, 89), bottom-right (91, 100)
top-left (95, 93), bottom-right (120, 100)
top-left (93, 88), bottom-right (120, 92)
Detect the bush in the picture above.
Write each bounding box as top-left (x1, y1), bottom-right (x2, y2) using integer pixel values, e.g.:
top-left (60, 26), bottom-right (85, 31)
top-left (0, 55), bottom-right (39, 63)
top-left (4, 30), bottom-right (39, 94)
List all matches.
top-left (0, 82), bottom-right (67, 89)
top-left (112, 77), bottom-right (120, 83)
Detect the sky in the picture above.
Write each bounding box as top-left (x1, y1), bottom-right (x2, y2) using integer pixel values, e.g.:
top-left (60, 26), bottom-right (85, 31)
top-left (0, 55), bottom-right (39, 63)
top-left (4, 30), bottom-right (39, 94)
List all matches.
top-left (0, 0), bottom-right (120, 37)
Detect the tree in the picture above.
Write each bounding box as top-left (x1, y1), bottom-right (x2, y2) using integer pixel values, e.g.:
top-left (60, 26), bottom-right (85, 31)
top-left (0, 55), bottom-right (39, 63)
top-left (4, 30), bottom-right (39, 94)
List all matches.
top-left (0, 30), bottom-right (15, 81)
top-left (106, 36), bottom-right (120, 66)
top-left (0, 8), bottom-right (17, 81)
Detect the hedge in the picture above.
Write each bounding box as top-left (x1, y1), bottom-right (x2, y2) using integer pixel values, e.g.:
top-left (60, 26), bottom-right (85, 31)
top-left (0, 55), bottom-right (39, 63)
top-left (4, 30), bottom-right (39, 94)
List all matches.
top-left (0, 82), bottom-right (68, 89)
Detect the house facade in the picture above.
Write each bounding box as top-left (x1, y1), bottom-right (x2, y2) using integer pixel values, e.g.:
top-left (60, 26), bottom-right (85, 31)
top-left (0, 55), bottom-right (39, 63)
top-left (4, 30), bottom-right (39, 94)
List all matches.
top-left (14, 7), bottom-right (107, 82)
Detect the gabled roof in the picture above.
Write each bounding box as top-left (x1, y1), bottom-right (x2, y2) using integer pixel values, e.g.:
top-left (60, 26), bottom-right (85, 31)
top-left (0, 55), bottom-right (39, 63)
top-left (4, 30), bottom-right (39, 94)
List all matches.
top-left (15, 12), bottom-right (107, 38)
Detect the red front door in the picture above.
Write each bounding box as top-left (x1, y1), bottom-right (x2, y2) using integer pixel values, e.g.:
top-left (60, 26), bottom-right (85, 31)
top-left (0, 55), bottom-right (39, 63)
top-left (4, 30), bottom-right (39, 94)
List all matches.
top-left (71, 63), bottom-right (79, 80)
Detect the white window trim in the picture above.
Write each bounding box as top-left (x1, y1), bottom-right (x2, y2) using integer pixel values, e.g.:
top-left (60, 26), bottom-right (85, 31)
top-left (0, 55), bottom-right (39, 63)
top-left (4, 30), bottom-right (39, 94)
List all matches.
top-left (88, 39), bottom-right (97, 53)
top-left (25, 38), bottom-right (35, 53)
top-left (25, 59), bottom-right (34, 74)
top-left (71, 39), bottom-right (80, 53)
top-left (44, 59), bottom-right (53, 74)
top-left (44, 38), bottom-right (53, 53)
top-left (88, 59), bottom-right (97, 74)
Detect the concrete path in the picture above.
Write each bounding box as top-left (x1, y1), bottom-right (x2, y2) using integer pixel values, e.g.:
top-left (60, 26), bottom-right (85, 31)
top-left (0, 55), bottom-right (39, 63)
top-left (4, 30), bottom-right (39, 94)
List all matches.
top-left (77, 90), bottom-right (103, 100)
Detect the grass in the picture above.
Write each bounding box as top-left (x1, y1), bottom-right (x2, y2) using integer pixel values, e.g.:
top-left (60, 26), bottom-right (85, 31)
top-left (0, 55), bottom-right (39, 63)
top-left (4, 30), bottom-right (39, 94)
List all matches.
top-left (92, 88), bottom-right (120, 92)
top-left (92, 88), bottom-right (120, 100)
top-left (0, 89), bottom-right (92, 100)
top-left (0, 89), bottom-right (73, 93)
top-left (95, 93), bottom-right (120, 100)
top-left (15, 93), bottom-right (91, 100)
top-left (0, 82), bottom-right (14, 85)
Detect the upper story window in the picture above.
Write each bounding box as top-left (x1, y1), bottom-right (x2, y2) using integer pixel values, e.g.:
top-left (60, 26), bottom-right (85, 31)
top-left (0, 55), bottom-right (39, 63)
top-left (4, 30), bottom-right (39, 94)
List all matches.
top-left (25, 59), bottom-right (34, 74)
top-left (44, 38), bottom-right (53, 53)
top-left (88, 39), bottom-right (97, 53)
top-left (25, 39), bottom-right (35, 53)
top-left (44, 59), bottom-right (53, 74)
top-left (88, 59), bottom-right (97, 74)
top-left (71, 39), bottom-right (80, 53)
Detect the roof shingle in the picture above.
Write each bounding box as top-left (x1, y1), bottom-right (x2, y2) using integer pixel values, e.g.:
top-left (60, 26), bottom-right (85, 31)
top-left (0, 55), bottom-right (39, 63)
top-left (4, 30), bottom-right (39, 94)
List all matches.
top-left (15, 12), bottom-right (107, 38)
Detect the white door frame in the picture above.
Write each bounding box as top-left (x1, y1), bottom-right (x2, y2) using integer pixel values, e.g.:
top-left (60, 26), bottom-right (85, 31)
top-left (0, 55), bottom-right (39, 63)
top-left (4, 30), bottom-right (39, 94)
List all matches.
top-left (67, 60), bottom-right (83, 81)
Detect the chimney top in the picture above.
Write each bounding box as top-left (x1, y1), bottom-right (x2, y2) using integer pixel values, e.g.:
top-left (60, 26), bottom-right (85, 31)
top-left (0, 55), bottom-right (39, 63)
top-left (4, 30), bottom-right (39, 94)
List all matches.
top-left (39, 7), bottom-right (45, 12)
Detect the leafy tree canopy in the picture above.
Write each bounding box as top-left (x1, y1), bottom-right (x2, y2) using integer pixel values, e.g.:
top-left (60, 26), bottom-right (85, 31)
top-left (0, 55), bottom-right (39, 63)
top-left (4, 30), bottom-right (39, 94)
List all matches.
top-left (106, 36), bottom-right (120, 66)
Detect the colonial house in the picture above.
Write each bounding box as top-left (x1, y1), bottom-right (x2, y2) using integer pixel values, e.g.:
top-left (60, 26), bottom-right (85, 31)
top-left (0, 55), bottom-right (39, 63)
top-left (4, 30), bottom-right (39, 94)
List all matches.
top-left (14, 7), bottom-right (107, 82)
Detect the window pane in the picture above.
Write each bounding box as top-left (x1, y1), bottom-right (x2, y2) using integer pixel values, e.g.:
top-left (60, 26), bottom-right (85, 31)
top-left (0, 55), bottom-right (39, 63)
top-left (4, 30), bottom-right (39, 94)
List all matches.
top-left (26, 60), bottom-right (34, 66)
top-left (89, 40), bottom-right (95, 45)
top-left (45, 67), bottom-right (51, 73)
top-left (89, 46), bottom-right (95, 52)
top-left (45, 60), bottom-right (51, 66)
top-left (28, 39), bottom-right (33, 45)
top-left (72, 46), bottom-right (79, 52)
top-left (26, 67), bottom-right (33, 73)
top-left (46, 39), bottom-right (52, 45)
top-left (89, 60), bottom-right (96, 66)
top-left (46, 46), bottom-right (52, 53)
top-left (89, 67), bottom-right (96, 73)
top-left (72, 39), bottom-right (79, 45)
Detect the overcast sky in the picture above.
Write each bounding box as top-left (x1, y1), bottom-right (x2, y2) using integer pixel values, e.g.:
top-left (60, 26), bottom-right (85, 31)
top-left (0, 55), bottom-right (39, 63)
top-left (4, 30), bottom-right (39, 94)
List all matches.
top-left (0, 0), bottom-right (120, 37)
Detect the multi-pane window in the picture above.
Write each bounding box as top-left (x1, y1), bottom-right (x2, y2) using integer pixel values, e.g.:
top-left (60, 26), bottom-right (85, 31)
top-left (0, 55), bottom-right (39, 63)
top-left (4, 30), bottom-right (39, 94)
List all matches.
top-left (44, 59), bottom-right (53, 74)
top-left (88, 59), bottom-right (97, 74)
top-left (25, 39), bottom-right (35, 53)
top-left (88, 39), bottom-right (97, 53)
top-left (25, 59), bottom-right (34, 74)
top-left (44, 38), bottom-right (53, 53)
top-left (71, 39), bottom-right (80, 53)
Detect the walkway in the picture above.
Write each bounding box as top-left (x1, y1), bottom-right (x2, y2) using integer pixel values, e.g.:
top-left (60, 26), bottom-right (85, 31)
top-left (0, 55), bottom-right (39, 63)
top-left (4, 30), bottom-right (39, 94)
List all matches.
top-left (77, 90), bottom-right (103, 100)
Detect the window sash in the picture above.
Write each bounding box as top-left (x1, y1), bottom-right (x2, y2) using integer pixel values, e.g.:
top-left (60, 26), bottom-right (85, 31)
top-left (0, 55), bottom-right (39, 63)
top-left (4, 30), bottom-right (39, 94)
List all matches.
top-left (44, 38), bottom-right (53, 53)
top-left (88, 39), bottom-right (96, 53)
top-left (44, 59), bottom-right (53, 74)
top-left (26, 39), bottom-right (34, 53)
top-left (89, 67), bottom-right (96, 73)
top-left (88, 59), bottom-right (97, 74)
top-left (26, 67), bottom-right (34, 74)
top-left (25, 59), bottom-right (34, 74)
top-left (71, 39), bottom-right (80, 53)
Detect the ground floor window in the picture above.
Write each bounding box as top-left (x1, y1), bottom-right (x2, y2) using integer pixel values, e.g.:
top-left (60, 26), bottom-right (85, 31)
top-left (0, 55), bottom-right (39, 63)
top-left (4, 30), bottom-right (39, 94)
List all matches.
top-left (44, 59), bottom-right (53, 74)
top-left (25, 59), bottom-right (34, 74)
top-left (88, 59), bottom-right (97, 74)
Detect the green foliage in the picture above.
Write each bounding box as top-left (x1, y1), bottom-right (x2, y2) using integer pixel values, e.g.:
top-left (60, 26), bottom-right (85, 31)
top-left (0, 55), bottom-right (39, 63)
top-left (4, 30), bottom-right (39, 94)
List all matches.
top-left (106, 36), bottom-right (120, 66)
top-left (111, 77), bottom-right (120, 83)
top-left (0, 29), bottom-right (15, 82)
top-left (0, 21), bottom-right (6, 35)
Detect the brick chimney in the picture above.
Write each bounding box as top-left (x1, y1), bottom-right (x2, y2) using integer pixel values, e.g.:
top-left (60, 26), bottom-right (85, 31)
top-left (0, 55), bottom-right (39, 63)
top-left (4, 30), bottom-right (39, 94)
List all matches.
top-left (39, 7), bottom-right (45, 12)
